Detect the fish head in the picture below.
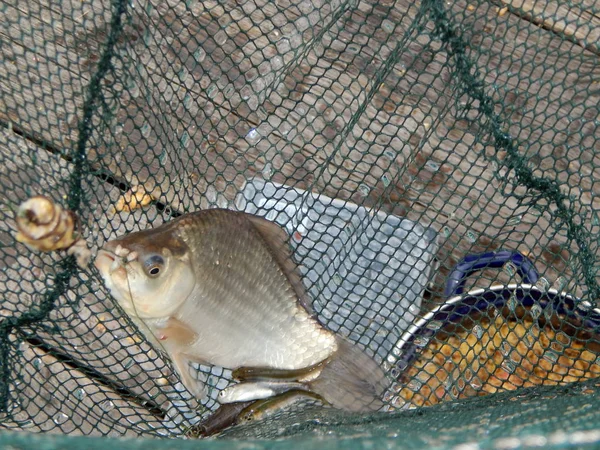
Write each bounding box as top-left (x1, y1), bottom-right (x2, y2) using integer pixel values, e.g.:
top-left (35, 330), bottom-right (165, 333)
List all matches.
top-left (94, 228), bottom-right (195, 319)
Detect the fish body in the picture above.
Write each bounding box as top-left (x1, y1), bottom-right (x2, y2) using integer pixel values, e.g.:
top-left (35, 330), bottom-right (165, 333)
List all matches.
top-left (236, 390), bottom-right (322, 424)
top-left (218, 380), bottom-right (307, 403)
top-left (95, 209), bottom-right (387, 411)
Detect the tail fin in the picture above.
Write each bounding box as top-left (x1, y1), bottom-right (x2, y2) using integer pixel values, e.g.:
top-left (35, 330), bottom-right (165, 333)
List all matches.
top-left (309, 337), bottom-right (389, 412)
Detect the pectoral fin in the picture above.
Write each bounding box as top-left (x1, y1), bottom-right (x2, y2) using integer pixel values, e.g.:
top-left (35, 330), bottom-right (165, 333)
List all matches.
top-left (156, 318), bottom-right (207, 400)
top-left (156, 317), bottom-right (198, 347)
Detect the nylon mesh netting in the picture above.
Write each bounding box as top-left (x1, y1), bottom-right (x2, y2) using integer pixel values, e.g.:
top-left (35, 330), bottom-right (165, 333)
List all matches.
top-left (1, 0), bottom-right (600, 446)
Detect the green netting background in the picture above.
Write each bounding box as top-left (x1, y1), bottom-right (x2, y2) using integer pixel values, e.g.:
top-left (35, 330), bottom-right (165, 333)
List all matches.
top-left (1, 0), bottom-right (600, 447)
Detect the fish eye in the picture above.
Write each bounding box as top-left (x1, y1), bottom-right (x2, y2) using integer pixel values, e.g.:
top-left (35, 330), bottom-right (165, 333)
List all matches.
top-left (144, 255), bottom-right (164, 277)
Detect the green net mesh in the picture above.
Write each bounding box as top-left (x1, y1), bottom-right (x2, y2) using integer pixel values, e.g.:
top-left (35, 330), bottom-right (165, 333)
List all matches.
top-left (2, 0), bottom-right (600, 446)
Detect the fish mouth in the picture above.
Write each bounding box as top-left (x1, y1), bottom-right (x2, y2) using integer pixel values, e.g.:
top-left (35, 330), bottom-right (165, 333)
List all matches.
top-left (95, 244), bottom-right (139, 274)
top-left (95, 249), bottom-right (137, 312)
top-left (94, 249), bottom-right (122, 275)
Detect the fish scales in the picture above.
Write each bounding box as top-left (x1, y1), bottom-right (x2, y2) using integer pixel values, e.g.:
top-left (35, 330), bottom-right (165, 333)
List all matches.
top-left (176, 211), bottom-right (337, 369)
top-left (95, 208), bottom-right (388, 417)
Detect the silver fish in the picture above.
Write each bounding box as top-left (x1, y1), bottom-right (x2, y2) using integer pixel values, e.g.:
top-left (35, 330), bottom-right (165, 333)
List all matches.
top-left (95, 209), bottom-right (388, 412)
top-left (218, 380), bottom-right (307, 403)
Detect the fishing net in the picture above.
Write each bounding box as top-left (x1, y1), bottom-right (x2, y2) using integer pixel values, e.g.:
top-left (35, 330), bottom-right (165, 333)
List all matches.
top-left (1, 0), bottom-right (600, 447)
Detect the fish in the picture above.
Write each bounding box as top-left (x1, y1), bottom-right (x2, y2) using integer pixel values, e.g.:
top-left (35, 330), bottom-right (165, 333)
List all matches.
top-left (94, 208), bottom-right (389, 416)
top-left (218, 380), bottom-right (308, 403)
top-left (235, 390), bottom-right (322, 424)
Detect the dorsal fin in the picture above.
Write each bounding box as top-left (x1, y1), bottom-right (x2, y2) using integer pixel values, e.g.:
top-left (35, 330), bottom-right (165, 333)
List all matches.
top-left (245, 214), bottom-right (314, 315)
